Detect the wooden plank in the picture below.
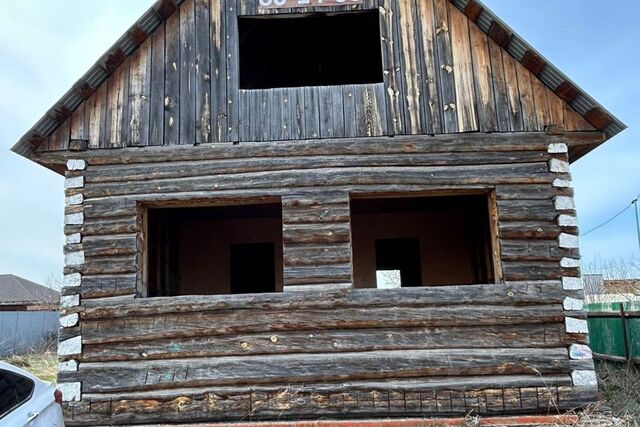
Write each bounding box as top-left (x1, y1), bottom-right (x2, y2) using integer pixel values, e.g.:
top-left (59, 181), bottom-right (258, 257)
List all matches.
top-left (281, 89), bottom-right (292, 140)
top-left (448, 2), bottom-right (477, 132)
top-left (164, 10), bottom-right (181, 145)
top-left (515, 61), bottom-right (538, 131)
top-left (128, 38), bottom-right (152, 146)
top-left (343, 85), bottom-right (357, 138)
top-left (70, 101), bottom-right (87, 142)
top-left (487, 38), bottom-right (510, 132)
top-left (195, 0), bottom-right (212, 144)
top-left (546, 87), bottom-right (565, 129)
top-left (532, 75), bottom-right (551, 130)
top-left (290, 87), bottom-right (306, 140)
top-left (270, 88), bottom-right (284, 140)
top-left (397, 0), bottom-right (423, 134)
top-left (179, 0), bottom-right (196, 144)
top-left (469, 24), bottom-right (497, 132)
top-left (415, 0), bottom-right (441, 134)
top-left (379, 0), bottom-right (403, 134)
top-left (354, 84), bottom-right (387, 137)
top-left (48, 117), bottom-right (71, 151)
top-left (501, 50), bottom-right (523, 132)
top-left (149, 22), bottom-right (165, 146)
top-left (226, 0), bottom-right (240, 141)
top-left (258, 89), bottom-right (272, 141)
top-left (433, 0), bottom-right (457, 132)
top-left (210, 0), bottom-right (227, 142)
top-left (303, 87), bottom-right (320, 139)
top-left (86, 82), bottom-right (107, 149)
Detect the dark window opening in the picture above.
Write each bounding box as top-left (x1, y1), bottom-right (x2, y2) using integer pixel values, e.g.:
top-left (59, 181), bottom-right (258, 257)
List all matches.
top-left (239, 11), bottom-right (383, 89)
top-left (375, 238), bottom-right (422, 287)
top-left (350, 194), bottom-right (495, 288)
top-left (0, 369), bottom-right (34, 418)
top-left (146, 202), bottom-right (283, 296)
top-left (230, 243), bottom-right (276, 294)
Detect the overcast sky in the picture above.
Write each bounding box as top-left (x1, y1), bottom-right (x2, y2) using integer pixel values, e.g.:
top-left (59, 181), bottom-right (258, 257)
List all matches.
top-left (0, 1), bottom-right (638, 285)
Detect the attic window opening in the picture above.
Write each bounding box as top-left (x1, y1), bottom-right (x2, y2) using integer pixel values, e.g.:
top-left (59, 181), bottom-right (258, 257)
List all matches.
top-left (145, 202), bottom-right (283, 297)
top-left (238, 11), bottom-right (383, 89)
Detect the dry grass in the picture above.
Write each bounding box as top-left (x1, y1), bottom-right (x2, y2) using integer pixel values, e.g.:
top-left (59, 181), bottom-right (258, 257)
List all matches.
top-left (1, 337), bottom-right (58, 383)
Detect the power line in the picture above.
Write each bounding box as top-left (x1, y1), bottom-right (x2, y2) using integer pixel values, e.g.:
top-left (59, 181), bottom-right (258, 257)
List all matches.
top-left (581, 200), bottom-right (635, 237)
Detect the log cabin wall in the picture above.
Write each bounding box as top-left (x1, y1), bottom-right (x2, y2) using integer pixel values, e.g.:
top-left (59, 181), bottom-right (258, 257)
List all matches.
top-left (52, 133), bottom-right (597, 425)
top-left (39, 0), bottom-right (596, 153)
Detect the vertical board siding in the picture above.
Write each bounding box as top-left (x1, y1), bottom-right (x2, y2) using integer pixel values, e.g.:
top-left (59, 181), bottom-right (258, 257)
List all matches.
top-left (0, 311), bottom-right (58, 357)
top-left (45, 0), bottom-right (599, 150)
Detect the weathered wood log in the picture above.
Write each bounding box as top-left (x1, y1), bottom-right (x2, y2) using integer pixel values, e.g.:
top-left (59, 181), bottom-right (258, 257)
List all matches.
top-left (80, 323), bottom-right (568, 362)
top-left (81, 282), bottom-right (564, 319)
top-left (34, 132), bottom-right (605, 167)
top-left (80, 304), bottom-right (564, 345)
top-left (62, 347), bottom-right (572, 392)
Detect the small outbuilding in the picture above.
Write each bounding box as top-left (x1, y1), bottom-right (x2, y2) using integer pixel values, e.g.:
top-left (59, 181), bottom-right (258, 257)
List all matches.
top-left (0, 274), bottom-right (59, 356)
top-left (11, 0), bottom-right (626, 425)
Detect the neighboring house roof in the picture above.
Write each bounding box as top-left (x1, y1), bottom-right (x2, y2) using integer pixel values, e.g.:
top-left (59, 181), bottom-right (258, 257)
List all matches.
top-left (0, 274), bottom-right (60, 306)
top-left (603, 280), bottom-right (640, 295)
top-left (11, 0), bottom-right (626, 163)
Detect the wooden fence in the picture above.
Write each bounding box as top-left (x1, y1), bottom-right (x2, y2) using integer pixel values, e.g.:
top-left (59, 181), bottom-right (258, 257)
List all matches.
top-left (0, 311), bottom-right (58, 357)
top-left (587, 301), bottom-right (640, 363)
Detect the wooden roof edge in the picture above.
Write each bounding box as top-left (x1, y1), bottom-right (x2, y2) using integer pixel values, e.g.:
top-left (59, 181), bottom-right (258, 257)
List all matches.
top-left (10, 0), bottom-right (185, 159)
top-left (11, 0), bottom-right (627, 162)
top-left (450, 0), bottom-right (627, 142)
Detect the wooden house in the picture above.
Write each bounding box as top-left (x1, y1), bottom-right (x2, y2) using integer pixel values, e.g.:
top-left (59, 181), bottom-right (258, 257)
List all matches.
top-left (12, 0), bottom-right (626, 424)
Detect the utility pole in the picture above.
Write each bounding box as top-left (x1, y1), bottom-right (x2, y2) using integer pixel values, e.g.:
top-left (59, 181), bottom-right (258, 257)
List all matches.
top-left (634, 196), bottom-right (640, 256)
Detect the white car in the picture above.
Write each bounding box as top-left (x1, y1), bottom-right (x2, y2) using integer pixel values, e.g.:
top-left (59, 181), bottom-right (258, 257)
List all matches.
top-left (0, 362), bottom-right (65, 426)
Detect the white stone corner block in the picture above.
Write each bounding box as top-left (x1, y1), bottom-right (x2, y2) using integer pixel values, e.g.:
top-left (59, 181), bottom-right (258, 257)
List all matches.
top-left (58, 360), bottom-right (78, 372)
top-left (571, 370), bottom-right (598, 387)
top-left (559, 233), bottom-right (579, 249)
top-left (566, 317), bottom-right (589, 334)
top-left (558, 214), bottom-right (579, 227)
top-left (65, 251), bottom-right (85, 267)
top-left (65, 233), bottom-right (82, 245)
top-left (563, 277), bottom-right (584, 290)
top-left (569, 344), bottom-right (593, 360)
top-left (64, 212), bottom-right (84, 226)
top-left (58, 336), bottom-right (82, 356)
top-left (66, 159), bottom-right (86, 171)
top-left (554, 196), bottom-right (575, 211)
top-left (62, 273), bottom-right (82, 289)
top-left (548, 143), bottom-right (568, 154)
top-left (57, 382), bottom-right (81, 402)
top-left (64, 176), bottom-right (84, 189)
top-left (563, 297), bottom-right (584, 311)
top-left (549, 158), bottom-right (570, 173)
top-left (60, 313), bottom-right (79, 328)
top-left (60, 294), bottom-right (80, 308)
top-left (553, 178), bottom-right (572, 188)
top-left (561, 258), bottom-right (581, 268)
top-left (65, 193), bottom-right (84, 206)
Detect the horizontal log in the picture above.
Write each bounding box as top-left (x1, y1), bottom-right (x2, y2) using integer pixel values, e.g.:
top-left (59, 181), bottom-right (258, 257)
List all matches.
top-left (81, 304), bottom-right (565, 345)
top-left (283, 264), bottom-right (352, 285)
top-left (66, 375), bottom-right (587, 425)
top-left (81, 282), bottom-right (564, 319)
top-left (497, 199), bottom-right (558, 221)
top-left (65, 274), bottom-right (138, 299)
top-left (283, 243), bottom-right (352, 266)
top-left (81, 164), bottom-right (553, 199)
top-left (82, 152), bottom-right (552, 184)
top-left (72, 234), bottom-right (137, 257)
top-left (35, 132), bottom-right (605, 167)
top-left (282, 203), bottom-right (351, 224)
top-left (63, 348), bottom-right (572, 392)
top-left (498, 221), bottom-right (561, 239)
top-left (502, 261), bottom-right (563, 281)
top-left (80, 323), bottom-right (568, 362)
top-left (500, 239), bottom-right (562, 261)
top-left (283, 223), bottom-right (351, 245)
top-left (495, 184), bottom-right (573, 200)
